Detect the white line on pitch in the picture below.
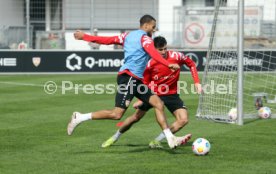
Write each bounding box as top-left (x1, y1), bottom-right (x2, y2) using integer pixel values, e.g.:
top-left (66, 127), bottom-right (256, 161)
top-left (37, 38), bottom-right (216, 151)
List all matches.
top-left (0, 81), bottom-right (85, 91)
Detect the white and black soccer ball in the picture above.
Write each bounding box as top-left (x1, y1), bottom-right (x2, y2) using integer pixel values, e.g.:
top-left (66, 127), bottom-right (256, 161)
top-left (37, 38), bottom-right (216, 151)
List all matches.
top-left (258, 107), bottom-right (272, 119)
top-left (192, 138), bottom-right (211, 156)
top-left (228, 108), bottom-right (237, 121)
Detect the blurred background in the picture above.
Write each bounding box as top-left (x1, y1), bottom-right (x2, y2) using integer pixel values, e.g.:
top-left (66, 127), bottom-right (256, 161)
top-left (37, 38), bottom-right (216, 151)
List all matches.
top-left (0, 0), bottom-right (275, 50)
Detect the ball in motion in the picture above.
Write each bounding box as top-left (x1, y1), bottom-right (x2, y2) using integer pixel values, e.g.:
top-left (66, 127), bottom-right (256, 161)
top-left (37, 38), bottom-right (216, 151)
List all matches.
top-left (258, 107), bottom-right (271, 119)
top-left (228, 108), bottom-right (237, 121)
top-left (192, 138), bottom-right (211, 155)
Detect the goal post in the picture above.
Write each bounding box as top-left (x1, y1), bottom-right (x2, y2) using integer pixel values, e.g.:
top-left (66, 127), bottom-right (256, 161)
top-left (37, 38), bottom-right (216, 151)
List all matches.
top-left (237, 0), bottom-right (244, 125)
top-left (197, 0), bottom-right (276, 124)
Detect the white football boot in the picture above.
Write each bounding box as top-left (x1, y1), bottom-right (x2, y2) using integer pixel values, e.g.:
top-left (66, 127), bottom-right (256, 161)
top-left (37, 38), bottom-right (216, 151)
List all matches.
top-left (176, 133), bottom-right (192, 146)
top-left (167, 134), bottom-right (192, 149)
top-left (167, 136), bottom-right (178, 149)
top-left (67, 112), bottom-right (82, 135)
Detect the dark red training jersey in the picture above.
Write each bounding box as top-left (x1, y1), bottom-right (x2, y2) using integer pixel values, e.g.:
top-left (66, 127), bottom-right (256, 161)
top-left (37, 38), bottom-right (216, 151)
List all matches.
top-left (143, 50), bottom-right (200, 96)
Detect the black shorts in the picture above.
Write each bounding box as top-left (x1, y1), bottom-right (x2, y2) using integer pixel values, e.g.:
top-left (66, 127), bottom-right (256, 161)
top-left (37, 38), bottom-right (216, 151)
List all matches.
top-left (115, 73), bottom-right (154, 109)
top-left (139, 94), bottom-right (187, 114)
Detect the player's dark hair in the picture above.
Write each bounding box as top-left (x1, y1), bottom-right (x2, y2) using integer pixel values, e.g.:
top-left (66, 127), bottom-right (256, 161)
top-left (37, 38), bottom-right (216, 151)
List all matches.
top-left (154, 36), bottom-right (167, 48)
top-left (140, 14), bottom-right (156, 26)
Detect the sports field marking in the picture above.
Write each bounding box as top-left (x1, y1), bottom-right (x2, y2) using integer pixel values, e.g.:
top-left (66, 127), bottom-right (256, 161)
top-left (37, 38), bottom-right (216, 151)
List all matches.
top-left (0, 81), bottom-right (85, 93)
top-left (0, 81), bottom-right (46, 88)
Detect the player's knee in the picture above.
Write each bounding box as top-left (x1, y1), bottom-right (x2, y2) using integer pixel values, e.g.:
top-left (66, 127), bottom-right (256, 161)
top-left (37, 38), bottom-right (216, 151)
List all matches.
top-left (111, 108), bottom-right (125, 120)
top-left (177, 117), bottom-right (189, 127)
top-left (154, 100), bottom-right (164, 110)
top-left (111, 111), bottom-right (123, 120)
top-left (149, 95), bottom-right (164, 110)
top-left (113, 114), bottom-right (122, 120)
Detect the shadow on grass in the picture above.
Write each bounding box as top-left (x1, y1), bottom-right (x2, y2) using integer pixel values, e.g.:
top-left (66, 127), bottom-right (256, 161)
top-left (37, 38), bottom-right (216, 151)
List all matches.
top-left (244, 118), bottom-right (260, 125)
top-left (125, 142), bottom-right (192, 154)
top-left (70, 142), bottom-right (192, 155)
top-left (129, 147), bottom-right (191, 155)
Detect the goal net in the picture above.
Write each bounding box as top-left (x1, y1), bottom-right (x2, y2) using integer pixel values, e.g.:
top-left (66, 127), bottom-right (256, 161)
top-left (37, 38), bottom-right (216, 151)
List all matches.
top-left (197, 0), bottom-right (276, 123)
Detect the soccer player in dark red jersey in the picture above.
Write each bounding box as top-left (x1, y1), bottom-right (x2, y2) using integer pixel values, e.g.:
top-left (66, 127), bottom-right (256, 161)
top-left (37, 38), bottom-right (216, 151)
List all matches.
top-left (67, 15), bottom-right (188, 149)
top-left (101, 36), bottom-right (202, 148)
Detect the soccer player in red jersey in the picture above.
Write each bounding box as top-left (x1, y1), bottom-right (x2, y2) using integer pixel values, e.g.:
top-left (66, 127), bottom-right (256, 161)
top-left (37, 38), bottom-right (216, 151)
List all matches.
top-left (67, 15), bottom-right (188, 149)
top-left (101, 36), bottom-right (202, 148)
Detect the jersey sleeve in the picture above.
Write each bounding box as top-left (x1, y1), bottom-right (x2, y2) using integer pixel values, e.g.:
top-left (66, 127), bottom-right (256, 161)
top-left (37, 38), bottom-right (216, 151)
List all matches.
top-left (141, 35), bottom-right (169, 67)
top-left (180, 53), bottom-right (200, 84)
top-left (83, 32), bottom-right (127, 45)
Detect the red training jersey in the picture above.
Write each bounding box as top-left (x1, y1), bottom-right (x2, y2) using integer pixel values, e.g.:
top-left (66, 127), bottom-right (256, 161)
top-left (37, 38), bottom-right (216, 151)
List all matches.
top-left (143, 50), bottom-right (200, 96)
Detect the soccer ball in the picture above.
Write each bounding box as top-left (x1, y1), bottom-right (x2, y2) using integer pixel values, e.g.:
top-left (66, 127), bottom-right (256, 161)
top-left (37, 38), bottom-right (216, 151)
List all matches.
top-left (192, 138), bottom-right (211, 155)
top-left (228, 108), bottom-right (237, 120)
top-left (258, 107), bottom-right (272, 119)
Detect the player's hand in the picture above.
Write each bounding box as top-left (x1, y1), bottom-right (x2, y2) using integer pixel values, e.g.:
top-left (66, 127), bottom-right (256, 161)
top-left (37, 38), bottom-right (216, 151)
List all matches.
top-left (74, 30), bottom-right (85, 40)
top-left (195, 83), bottom-right (202, 94)
top-left (168, 64), bottom-right (180, 71)
top-left (133, 100), bottom-right (143, 109)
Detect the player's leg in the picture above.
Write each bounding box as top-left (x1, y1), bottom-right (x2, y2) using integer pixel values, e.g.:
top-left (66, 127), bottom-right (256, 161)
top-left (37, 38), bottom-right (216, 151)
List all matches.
top-left (102, 99), bottom-right (152, 148)
top-left (67, 107), bottom-right (127, 136)
top-left (171, 108), bottom-right (191, 144)
top-left (149, 95), bottom-right (191, 147)
top-left (67, 73), bottom-right (134, 135)
top-left (148, 95), bottom-right (172, 129)
top-left (101, 109), bottom-right (147, 148)
top-left (91, 107), bottom-right (126, 120)
top-left (136, 84), bottom-right (186, 149)
top-left (119, 109), bottom-right (147, 133)
top-left (171, 108), bottom-right (189, 133)
top-left (148, 95), bottom-right (188, 148)
top-left (165, 94), bottom-right (189, 134)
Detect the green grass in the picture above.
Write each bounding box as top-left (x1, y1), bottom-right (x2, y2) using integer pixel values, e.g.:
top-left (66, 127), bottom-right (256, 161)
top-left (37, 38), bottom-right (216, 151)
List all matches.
top-left (0, 74), bottom-right (276, 174)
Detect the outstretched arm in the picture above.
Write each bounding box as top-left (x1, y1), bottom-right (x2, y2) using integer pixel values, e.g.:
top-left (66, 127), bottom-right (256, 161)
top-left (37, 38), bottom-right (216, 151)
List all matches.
top-left (181, 54), bottom-right (202, 93)
top-left (74, 30), bottom-right (127, 45)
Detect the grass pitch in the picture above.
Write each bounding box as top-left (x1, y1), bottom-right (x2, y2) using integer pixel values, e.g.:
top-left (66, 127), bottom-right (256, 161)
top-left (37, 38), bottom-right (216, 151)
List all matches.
top-left (0, 74), bottom-right (276, 174)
